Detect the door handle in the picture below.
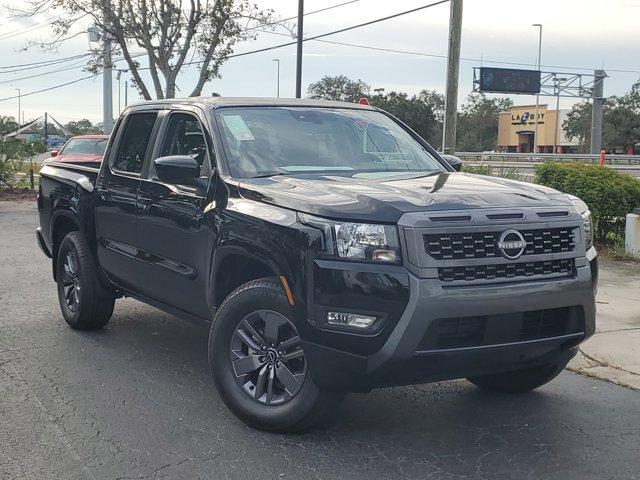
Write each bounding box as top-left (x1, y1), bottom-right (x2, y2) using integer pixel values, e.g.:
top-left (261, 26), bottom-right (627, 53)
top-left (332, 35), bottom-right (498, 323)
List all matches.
top-left (137, 195), bottom-right (153, 210)
top-left (96, 188), bottom-right (109, 201)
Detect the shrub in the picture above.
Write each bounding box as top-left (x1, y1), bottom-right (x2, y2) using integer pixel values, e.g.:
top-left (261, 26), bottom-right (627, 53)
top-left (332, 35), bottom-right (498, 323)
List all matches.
top-left (0, 139), bottom-right (42, 189)
top-left (534, 162), bottom-right (640, 244)
top-left (462, 163), bottom-right (523, 181)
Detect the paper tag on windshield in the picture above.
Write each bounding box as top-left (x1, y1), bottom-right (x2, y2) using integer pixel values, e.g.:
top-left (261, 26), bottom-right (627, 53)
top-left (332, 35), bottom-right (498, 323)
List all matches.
top-left (221, 115), bottom-right (255, 141)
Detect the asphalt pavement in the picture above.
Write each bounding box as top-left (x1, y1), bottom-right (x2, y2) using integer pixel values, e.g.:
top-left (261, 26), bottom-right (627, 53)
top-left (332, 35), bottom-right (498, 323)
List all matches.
top-left (1, 201), bottom-right (639, 480)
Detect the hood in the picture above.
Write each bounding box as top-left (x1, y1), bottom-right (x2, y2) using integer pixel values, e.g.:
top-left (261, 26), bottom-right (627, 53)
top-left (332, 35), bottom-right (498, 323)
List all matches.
top-left (238, 172), bottom-right (571, 223)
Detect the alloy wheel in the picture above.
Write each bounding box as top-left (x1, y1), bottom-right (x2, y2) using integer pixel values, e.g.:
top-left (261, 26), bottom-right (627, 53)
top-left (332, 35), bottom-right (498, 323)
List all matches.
top-left (62, 251), bottom-right (81, 312)
top-left (230, 310), bottom-right (306, 405)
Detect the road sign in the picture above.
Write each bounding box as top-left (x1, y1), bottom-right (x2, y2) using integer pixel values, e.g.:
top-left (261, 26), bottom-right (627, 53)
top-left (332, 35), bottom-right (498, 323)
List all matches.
top-left (476, 67), bottom-right (541, 94)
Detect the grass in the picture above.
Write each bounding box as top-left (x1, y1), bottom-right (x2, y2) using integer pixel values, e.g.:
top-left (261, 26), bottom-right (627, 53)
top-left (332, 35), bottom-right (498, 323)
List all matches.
top-left (597, 242), bottom-right (640, 263)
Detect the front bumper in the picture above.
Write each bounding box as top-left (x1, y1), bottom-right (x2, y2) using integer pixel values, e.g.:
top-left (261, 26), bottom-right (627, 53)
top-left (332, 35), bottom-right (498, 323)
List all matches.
top-left (304, 254), bottom-right (596, 392)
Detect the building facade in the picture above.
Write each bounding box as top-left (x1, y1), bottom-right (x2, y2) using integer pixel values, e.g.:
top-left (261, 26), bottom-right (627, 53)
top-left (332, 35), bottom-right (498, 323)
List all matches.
top-left (497, 105), bottom-right (579, 153)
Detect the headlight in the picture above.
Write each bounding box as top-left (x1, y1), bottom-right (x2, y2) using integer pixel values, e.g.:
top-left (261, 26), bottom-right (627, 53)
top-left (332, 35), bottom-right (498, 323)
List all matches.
top-left (301, 215), bottom-right (401, 263)
top-left (568, 194), bottom-right (593, 250)
top-left (582, 210), bottom-right (593, 250)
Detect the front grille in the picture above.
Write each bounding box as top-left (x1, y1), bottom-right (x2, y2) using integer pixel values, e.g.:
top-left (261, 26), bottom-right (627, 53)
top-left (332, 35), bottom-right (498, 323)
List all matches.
top-left (417, 307), bottom-right (583, 351)
top-left (439, 258), bottom-right (575, 283)
top-left (423, 227), bottom-right (575, 260)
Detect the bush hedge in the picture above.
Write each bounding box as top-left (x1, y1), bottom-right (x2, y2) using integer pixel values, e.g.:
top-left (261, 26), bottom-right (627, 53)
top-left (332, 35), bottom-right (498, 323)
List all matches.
top-left (534, 162), bottom-right (640, 244)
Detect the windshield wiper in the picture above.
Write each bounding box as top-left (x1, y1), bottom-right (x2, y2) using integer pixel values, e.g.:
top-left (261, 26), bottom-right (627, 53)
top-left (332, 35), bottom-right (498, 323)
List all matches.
top-left (251, 171), bottom-right (292, 179)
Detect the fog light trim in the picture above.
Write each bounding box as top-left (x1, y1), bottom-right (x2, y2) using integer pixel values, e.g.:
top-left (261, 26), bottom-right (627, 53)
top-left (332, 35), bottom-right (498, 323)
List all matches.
top-left (327, 311), bottom-right (377, 329)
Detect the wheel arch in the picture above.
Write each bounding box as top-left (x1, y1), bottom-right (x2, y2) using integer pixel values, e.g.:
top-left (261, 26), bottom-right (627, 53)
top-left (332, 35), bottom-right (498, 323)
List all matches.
top-left (209, 244), bottom-right (283, 309)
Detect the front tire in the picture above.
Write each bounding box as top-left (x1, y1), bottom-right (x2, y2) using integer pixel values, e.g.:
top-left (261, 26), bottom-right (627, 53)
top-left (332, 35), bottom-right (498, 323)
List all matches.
top-left (209, 278), bottom-right (341, 432)
top-left (467, 360), bottom-right (569, 393)
top-left (56, 231), bottom-right (115, 330)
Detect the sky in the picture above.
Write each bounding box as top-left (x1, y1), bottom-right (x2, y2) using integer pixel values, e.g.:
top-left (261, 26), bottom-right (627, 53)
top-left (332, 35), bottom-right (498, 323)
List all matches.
top-left (0, 0), bottom-right (639, 124)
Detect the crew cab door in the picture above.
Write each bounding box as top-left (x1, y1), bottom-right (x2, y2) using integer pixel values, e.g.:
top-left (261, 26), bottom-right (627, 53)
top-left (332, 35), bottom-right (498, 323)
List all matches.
top-left (135, 108), bottom-right (215, 318)
top-left (94, 111), bottom-right (159, 292)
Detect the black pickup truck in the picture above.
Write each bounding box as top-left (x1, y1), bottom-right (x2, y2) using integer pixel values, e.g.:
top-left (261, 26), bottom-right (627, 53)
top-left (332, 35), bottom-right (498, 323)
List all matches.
top-left (36, 98), bottom-right (597, 432)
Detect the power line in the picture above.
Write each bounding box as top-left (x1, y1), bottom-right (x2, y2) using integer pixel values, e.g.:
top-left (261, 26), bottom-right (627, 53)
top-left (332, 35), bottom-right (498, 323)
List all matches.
top-left (0, 59), bottom-right (90, 85)
top-left (253, 0), bottom-right (360, 31)
top-left (167, 0), bottom-right (451, 69)
top-left (260, 28), bottom-right (640, 75)
top-left (0, 53), bottom-right (91, 70)
top-left (0, 75), bottom-right (96, 103)
top-left (0, 53), bottom-right (92, 74)
top-left (0, 14), bottom-right (67, 41)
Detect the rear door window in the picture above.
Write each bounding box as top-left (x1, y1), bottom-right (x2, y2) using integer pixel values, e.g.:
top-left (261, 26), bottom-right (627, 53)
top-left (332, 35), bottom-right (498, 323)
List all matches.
top-left (112, 112), bottom-right (157, 174)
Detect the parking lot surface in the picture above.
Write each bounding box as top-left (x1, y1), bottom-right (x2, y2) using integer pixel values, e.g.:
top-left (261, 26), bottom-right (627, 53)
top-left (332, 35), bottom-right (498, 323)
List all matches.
top-left (1, 201), bottom-right (639, 480)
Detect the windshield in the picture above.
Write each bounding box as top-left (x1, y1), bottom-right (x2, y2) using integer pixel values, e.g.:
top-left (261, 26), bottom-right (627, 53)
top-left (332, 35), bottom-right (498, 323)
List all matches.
top-left (60, 138), bottom-right (108, 156)
top-left (214, 107), bottom-right (445, 179)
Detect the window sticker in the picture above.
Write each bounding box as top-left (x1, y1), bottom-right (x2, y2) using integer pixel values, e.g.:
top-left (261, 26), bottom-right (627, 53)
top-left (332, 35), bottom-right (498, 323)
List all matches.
top-left (221, 115), bottom-right (255, 141)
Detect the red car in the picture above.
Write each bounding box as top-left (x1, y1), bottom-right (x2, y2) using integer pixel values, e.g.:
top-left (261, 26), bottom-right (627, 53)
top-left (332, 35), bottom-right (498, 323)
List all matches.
top-left (48, 135), bottom-right (109, 166)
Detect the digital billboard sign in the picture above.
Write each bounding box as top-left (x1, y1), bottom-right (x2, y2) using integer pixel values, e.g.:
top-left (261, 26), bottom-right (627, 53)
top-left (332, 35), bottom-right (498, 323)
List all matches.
top-left (478, 67), bottom-right (541, 94)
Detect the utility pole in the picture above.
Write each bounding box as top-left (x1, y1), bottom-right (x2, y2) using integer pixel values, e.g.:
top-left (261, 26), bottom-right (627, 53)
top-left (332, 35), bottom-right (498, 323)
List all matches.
top-left (116, 70), bottom-right (122, 114)
top-left (14, 88), bottom-right (21, 126)
top-left (442, 0), bottom-right (463, 154)
top-left (590, 69), bottom-right (605, 154)
top-left (44, 112), bottom-right (48, 143)
top-left (102, 28), bottom-right (114, 134)
top-left (273, 58), bottom-right (280, 97)
top-left (124, 80), bottom-right (128, 107)
top-left (295, 0), bottom-right (304, 98)
top-left (532, 23), bottom-right (542, 154)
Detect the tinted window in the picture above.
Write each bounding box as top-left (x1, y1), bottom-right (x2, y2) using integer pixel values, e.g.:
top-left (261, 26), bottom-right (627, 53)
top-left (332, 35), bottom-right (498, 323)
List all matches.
top-left (214, 107), bottom-right (444, 179)
top-left (159, 113), bottom-right (209, 176)
top-left (61, 138), bottom-right (107, 155)
top-left (112, 113), bottom-right (157, 173)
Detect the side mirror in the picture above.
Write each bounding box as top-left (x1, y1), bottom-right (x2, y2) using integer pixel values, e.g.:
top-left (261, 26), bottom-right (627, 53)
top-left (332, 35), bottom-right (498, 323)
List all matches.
top-left (153, 155), bottom-right (200, 185)
top-left (441, 154), bottom-right (463, 172)
top-left (50, 150), bottom-right (59, 157)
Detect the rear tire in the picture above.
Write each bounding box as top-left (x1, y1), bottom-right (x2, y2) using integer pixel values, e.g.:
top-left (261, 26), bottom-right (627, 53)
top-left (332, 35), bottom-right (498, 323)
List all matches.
top-left (56, 231), bottom-right (115, 330)
top-left (467, 360), bottom-right (569, 393)
top-left (209, 277), bottom-right (342, 432)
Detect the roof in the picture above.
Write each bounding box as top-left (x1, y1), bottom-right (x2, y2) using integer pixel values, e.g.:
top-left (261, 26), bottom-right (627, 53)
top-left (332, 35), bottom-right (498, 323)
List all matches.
top-left (68, 134), bottom-right (110, 139)
top-left (127, 96), bottom-right (376, 111)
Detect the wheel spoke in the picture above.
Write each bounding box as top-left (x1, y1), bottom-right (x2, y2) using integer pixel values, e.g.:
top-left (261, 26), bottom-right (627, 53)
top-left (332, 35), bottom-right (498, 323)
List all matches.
top-left (279, 335), bottom-right (301, 351)
top-left (73, 287), bottom-right (80, 306)
top-left (262, 311), bottom-right (286, 346)
top-left (281, 349), bottom-right (304, 362)
top-left (275, 363), bottom-right (301, 395)
top-left (254, 365), bottom-right (269, 400)
top-left (241, 319), bottom-right (266, 347)
top-left (236, 329), bottom-right (263, 352)
top-left (64, 285), bottom-right (73, 300)
top-left (233, 354), bottom-right (265, 376)
top-left (66, 252), bottom-right (76, 275)
top-left (266, 367), bottom-right (276, 403)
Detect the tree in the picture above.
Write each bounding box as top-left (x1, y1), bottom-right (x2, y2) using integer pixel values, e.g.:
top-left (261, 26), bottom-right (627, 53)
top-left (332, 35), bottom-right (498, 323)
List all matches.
top-left (371, 91), bottom-right (440, 147)
top-left (562, 101), bottom-right (592, 150)
top-left (0, 116), bottom-right (19, 137)
top-left (307, 75), bottom-right (370, 103)
top-left (17, 0), bottom-right (277, 99)
top-left (65, 119), bottom-right (102, 135)
top-left (563, 79), bottom-right (640, 153)
top-left (456, 94), bottom-right (513, 151)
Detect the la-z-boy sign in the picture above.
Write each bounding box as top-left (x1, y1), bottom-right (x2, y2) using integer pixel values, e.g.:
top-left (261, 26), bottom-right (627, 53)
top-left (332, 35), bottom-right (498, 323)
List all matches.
top-left (511, 111), bottom-right (545, 126)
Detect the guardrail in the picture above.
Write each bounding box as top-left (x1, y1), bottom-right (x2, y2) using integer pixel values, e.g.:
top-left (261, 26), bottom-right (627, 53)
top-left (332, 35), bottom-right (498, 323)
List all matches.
top-left (455, 152), bottom-right (640, 166)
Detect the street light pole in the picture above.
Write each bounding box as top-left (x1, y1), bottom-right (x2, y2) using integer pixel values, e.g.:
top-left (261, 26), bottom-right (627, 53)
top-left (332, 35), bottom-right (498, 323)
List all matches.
top-left (15, 88), bottom-right (21, 127)
top-left (295, 0), bottom-right (304, 98)
top-left (273, 59), bottom-right (280, 97)
top-left (532, 23), bottom-right (542, 154)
